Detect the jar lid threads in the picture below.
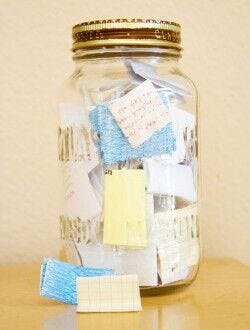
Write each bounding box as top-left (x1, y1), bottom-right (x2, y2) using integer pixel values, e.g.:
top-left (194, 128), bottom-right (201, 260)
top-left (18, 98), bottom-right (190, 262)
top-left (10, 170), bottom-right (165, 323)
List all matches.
top-left (72, 19), bottom-right (182, 51)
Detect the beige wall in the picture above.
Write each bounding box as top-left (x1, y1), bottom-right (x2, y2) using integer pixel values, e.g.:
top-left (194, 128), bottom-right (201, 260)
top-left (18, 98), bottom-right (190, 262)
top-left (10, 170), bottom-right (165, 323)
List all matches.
top-left (0, 0), bottom-right (249, 264)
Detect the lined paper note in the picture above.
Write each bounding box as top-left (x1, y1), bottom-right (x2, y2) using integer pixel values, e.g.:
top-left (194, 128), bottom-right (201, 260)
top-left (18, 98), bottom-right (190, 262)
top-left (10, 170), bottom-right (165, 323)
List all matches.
top-left (77, 274), bottom-right (142, 312)
top-left (103, 169), bottom-right (147, 247)
top-left (109, 80), bottom-right (171, 148)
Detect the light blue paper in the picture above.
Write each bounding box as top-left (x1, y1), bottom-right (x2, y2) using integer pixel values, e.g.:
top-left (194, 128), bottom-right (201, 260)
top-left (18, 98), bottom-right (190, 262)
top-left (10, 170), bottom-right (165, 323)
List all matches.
top-left (40, 258), bottom-right (114, 305)
top-left (89, 100), bottom-right (176, 166)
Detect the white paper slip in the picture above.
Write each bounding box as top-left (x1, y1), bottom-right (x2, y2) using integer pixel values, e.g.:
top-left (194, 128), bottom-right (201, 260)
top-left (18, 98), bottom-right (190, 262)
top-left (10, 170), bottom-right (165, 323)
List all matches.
top-left (79, 244), bottom-right (123, 274)
top-left (158, 266), bottom-right (189, 285)
top-left (109, 80), bottom-right (171, 148)
top-left (62, 161), bottom-right (102, 220)
top-left (127, 60), bottom-right (191, 96)
top-left (152, 204), bottom-right (198, 245)
top-left (150, 204), bottom-right (199, 284)
top-left (88, 164), bottom-right (104, 205)
top-left (158, 240), bottom-right (199, 284)
top-left (144, 159), bottom-right (196, 202)
top-left (58, 103), bottom-right (99, 169)
top-left (79, 243), bottom-right (158, 287)
top-left (77, 274), bottom-right (142, 312)
top-left (121, 245), bottom-right (157, 287)
top-left (171, 107), bottom-right (196, 164)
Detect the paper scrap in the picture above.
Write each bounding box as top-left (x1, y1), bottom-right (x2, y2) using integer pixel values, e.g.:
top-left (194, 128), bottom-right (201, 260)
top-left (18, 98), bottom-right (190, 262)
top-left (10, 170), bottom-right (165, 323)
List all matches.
top-left (103, 169), bottom-right (147, 247)
top-left (151, 204), bottom-right (199, 284)
top-left (144, 159), bottom-right (196, 202)
top-left (121, 244), bottom-right (157, 286)
top-left (62, 161), bottom-right (102, 220)
top-left (109, 80), bottom-right (172, 148)
top-left (79, 243), bottom-right (158, 287)
top-left (145, 105), bottom-right (195, 165)
top-left (59, 103), bottom-right (99, 169)
top-left (158, 241), bottom-right (199, 284)
top-left (77, 274), bottom-right (142, 312)
top-left (152, 204), bottom-right (199, 244)
top-left (88, 164), bottom-right (104, 205)
top-left (171, 107), bottom-right (196, 164)
top-left (127, 60), bottom-right (191, 96)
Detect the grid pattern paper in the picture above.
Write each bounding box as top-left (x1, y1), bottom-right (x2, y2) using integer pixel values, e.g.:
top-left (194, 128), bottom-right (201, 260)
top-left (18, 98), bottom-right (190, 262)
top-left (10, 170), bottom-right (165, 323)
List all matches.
top-left (76, 274), bottom-right (142, 312)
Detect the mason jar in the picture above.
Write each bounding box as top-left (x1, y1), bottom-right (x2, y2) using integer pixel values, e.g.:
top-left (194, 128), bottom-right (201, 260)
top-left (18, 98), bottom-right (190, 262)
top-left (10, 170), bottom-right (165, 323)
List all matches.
top-left (58, 19), bottom-right (200, 290)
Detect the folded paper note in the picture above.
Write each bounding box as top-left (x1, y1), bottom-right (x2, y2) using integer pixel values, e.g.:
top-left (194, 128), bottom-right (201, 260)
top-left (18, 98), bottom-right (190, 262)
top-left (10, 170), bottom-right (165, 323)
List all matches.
top-left (62, 161), bottom-right (102, 220)
top-left (143, 159), bottom-right (196, 202)
top-left (76, 274), bottom-right (142, 312)
top-left (40, 258), bottom-right (114, 304)
top-left (89, 104), bottom-right (176, 166)
top-left (109, 80), bottom-right (172, 148)
top-left (103, 169), bottom-right (147, 247)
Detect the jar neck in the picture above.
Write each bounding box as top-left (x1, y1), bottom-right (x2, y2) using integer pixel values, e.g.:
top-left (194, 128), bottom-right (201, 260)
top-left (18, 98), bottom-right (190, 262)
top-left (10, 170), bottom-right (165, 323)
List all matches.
top-left (72, 46), bottom-right (181, 63)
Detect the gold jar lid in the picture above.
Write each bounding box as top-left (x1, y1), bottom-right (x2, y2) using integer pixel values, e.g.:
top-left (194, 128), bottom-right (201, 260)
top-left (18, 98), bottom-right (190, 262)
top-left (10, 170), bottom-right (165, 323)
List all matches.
top-left (72, 19), bottom-right (181, 51)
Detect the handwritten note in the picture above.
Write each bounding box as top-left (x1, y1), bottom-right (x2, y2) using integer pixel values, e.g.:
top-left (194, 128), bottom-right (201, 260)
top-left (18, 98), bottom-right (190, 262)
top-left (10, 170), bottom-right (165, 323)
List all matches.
top-left (103, 169), bottom-right (147, 247)
top-left (109, 80), bottom-right (171, 148)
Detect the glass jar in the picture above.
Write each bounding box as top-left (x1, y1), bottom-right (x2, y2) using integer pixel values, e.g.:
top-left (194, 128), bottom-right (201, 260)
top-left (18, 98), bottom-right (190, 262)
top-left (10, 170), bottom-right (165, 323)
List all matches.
top-left (58, 19), bottom-right (200, 290)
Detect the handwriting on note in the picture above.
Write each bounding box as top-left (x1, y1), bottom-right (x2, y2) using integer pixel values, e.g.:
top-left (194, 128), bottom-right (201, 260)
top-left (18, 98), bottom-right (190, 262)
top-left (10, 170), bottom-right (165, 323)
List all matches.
top-left (109, 80), bottom-right (172, 148)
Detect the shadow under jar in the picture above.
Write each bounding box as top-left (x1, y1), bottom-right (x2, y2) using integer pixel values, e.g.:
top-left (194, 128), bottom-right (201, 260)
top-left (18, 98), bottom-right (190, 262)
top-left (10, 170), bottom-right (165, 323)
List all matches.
top-left (58, 19), bottom-right (201, 292)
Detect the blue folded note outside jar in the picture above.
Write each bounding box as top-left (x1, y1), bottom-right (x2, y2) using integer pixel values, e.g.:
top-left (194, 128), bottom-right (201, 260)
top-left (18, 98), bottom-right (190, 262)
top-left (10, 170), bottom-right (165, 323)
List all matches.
top-left (40, 258), bottom-right (114, 304)
top-left (89, 103), bottom-right (176, 167)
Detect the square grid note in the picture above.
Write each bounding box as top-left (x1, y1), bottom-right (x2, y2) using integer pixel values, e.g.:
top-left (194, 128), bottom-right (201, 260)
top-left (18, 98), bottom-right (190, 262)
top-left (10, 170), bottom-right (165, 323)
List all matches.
top-left (76, 275), bottom-right (142, 312)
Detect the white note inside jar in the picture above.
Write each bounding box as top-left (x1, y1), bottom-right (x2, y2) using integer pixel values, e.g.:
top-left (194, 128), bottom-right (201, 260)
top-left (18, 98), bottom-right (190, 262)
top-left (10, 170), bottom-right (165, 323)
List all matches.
top-left (62, 161), bottom-right (102, 220)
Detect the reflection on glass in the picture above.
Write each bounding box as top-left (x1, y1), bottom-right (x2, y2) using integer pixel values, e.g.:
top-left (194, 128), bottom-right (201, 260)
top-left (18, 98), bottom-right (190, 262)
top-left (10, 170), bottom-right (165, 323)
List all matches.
top-left (43, 294), bottom-right (200, 330)
top-left (43, 306), bottom-right (77, 330)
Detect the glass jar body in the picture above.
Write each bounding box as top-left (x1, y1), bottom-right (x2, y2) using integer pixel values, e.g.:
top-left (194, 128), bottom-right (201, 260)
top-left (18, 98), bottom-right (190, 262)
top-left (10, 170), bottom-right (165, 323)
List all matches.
top-left (58, 47), bottom-right (200, 290)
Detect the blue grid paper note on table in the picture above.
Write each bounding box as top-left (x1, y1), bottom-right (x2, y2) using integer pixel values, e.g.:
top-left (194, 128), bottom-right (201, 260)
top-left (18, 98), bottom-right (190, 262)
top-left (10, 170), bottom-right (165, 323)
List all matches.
top-left (40, 258), bottom-right (114, 305)
top-left (89, 102), bottom-right (176, 166)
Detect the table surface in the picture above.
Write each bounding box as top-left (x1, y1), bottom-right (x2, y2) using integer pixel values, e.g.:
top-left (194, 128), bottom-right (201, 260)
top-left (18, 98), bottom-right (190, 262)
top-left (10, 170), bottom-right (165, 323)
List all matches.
top-left (0, 258), bottom-right (249, 330)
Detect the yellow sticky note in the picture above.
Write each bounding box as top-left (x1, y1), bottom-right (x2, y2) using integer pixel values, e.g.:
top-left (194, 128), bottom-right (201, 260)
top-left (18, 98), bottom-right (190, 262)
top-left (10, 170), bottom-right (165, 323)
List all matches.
top-left (103, 169), bottom-right (147, 247)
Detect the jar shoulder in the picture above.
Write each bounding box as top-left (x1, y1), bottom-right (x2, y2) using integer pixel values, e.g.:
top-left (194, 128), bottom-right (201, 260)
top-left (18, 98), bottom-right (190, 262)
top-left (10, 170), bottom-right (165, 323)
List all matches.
top-left (59, 58), bottom-right (198, 109)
